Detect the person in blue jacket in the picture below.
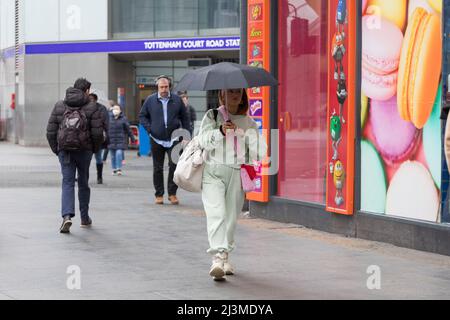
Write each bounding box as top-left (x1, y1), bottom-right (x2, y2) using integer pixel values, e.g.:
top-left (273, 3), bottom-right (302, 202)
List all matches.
top-left (139, 75), bottom-right (190, 205)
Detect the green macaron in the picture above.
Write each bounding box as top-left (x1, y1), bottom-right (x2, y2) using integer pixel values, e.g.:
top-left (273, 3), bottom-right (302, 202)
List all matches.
top-left (361, 140), bottom-right (387, 213)
top-left (423, 84), bottom-right (442, 189)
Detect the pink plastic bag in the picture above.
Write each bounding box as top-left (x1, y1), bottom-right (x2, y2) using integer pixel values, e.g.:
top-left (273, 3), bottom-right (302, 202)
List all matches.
top-left (240, 166), bottom-right (256, 192)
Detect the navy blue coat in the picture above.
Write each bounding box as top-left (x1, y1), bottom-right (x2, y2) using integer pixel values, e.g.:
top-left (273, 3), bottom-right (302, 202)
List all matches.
top-left (107, 113), bottom-right (135, 150)
top-left (139, 93), bottom-right (190, 141)
top-left (96, 103), bottom-right (110, 149)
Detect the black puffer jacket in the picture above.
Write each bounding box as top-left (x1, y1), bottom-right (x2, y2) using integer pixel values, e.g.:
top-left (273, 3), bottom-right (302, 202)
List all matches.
top-left (107, 113), bottom-right (135, 150)
top-left (46, 88), bottom-right (104, 154)
top-left (96, 103), bottom-right (110, 149)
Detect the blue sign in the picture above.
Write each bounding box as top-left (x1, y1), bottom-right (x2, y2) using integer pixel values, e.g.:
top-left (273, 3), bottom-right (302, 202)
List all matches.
top-left (1, 46), bottom-right (24, 60)
top-left (25, 36), bottom-right (240, 55)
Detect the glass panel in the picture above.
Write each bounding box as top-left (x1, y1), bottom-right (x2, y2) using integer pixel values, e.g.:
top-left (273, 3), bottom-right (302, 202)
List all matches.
top-left (154, 0), bottom-right (198, 37)
top-left (278, 0), bottom-right (328, 204)
top-left (111, 0), bottom-right (154, 39)
top-left (111, 0), bottom-right (240, 39)
top-left (198, 0), bottom-right (240, 35)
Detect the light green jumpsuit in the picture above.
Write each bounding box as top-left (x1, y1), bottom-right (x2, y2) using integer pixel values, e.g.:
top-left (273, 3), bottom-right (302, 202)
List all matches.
top-left (198, 109), bottom-right (266, 255)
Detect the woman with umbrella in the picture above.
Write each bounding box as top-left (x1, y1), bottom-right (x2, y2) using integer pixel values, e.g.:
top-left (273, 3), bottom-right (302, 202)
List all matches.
top-left (176, 62), bottom-right (276, 281)
top-left (197, 88), bottom-right (266, 281)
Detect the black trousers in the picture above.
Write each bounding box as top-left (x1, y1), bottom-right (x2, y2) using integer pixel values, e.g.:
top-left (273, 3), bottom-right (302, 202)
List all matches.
top-left (151, 139), bottom-right (179, 197)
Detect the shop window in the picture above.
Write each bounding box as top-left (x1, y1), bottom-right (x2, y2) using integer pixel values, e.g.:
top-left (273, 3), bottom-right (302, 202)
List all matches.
top-left (278, 0), bottom-right (328, 204)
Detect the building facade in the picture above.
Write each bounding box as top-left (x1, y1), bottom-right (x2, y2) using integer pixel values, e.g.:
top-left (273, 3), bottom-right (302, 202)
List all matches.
top-left (243, 0), bottom-right (450, 256)
top-left (0, 0), bottom-right (241, 145)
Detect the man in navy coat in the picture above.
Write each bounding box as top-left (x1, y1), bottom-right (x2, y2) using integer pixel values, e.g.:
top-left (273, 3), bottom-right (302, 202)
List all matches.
top-left (139, 75), bottom-right (190, 205)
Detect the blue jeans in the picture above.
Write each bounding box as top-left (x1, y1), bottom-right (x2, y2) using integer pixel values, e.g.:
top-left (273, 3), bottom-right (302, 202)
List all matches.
top-left (110, 149), bottom-right (124, 170)
top-left (94, 149), bottom-right (105, 165)
top-left (58, 150), bottom-right (93, 221)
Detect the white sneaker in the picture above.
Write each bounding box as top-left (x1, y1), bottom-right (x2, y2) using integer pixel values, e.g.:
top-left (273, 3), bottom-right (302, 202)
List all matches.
top-left (223, 253), bottom-right (234, 276)
top-left (209, 252), bottom-right (226, 281)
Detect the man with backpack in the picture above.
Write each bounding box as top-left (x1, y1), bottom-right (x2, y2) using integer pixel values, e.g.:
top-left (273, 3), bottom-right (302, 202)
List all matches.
top-left (46, 78), bottom-right (104, 233)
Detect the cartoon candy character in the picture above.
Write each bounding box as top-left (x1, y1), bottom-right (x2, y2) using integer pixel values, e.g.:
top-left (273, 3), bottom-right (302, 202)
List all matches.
top-left (330, 115), bottom-right (342, 161)
top-left (336, 79), bottom-right (348, 123)
top-left (336, 0), bottom-right (348, 31)
top-left (332, 32), bottom-right (346, 80)
top-left (333, 160), bottom-right (345, 206)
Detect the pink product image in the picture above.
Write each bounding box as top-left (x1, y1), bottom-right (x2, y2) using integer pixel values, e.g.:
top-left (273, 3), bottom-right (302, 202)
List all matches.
top-left (362, 0), bottom-right (368, 14)
top-left (370, 96), bottom-right (420, 165)
top-left (362, 16), bottom-right (404, 101)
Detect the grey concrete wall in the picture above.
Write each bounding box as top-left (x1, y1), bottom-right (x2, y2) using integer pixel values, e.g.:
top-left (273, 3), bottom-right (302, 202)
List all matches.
top-left (23, 54), bottom-right (60, 147)
top-left (0, 57), bottom-right (15, 141)
top-left (22, 53), bottom-right (109, 146)
top-left (0, 55), bottom-right (25, 144)
top-left (251, 199), bottom-right (450, 257)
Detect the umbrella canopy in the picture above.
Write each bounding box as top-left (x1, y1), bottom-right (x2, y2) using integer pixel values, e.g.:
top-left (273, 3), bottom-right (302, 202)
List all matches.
top-left (174, 62), bottom-right (278, 91)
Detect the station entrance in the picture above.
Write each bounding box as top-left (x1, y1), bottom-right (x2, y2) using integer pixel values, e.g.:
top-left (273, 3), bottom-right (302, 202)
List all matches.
top-left (108, 51), bottom-right (239, 126)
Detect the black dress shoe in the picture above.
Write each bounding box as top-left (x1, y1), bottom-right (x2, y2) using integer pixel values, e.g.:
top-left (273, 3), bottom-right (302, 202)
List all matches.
top-left (80, 218), bottom-right (93, 228)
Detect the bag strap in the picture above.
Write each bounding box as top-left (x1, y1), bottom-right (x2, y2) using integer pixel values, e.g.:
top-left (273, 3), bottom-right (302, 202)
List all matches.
top-left (217, 106), bottom-right (229, 122)
top-left (213, 106), bottom-right (230, 123)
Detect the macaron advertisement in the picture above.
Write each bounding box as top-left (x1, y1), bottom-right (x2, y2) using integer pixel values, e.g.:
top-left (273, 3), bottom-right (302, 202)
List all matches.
top-left (361, 0), bottom-right (442, 222)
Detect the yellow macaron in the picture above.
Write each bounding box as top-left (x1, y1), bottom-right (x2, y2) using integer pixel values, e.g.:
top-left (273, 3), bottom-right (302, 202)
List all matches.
top-left (367, 0), bottom-right (408, 31)
top-left (361, 94), bottom-right (369, 129)
top-left (428, 0), bottom-right (442, 13)
top-left (397, 7), bottom-right (442, 129)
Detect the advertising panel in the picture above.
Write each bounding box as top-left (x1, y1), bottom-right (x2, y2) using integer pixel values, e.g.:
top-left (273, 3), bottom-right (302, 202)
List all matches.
top-left (360, 0), bottom-right (442, 222)
top-left (326, 0), bottom-right (356, 215)
top-left (247, 0), bottom-right (271, 202)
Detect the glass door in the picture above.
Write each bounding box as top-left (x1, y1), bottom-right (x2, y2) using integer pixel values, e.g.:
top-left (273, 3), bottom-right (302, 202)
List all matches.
top-left (278, 0), bottom-right (328, 204)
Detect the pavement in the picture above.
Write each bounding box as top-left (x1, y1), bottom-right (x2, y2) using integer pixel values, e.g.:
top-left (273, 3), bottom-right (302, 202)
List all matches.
top-left (0, 142), bottom-right (450, 300)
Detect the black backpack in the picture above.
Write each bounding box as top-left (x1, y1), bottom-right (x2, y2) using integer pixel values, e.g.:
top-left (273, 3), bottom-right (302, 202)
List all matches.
top-left (57, 107), bottom-right (90, 151)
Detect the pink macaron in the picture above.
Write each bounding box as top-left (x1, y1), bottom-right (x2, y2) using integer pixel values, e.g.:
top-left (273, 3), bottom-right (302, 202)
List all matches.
top-left (370, 95), bottom-right (420, 165)
top-left (362, 16), bottom-right (404, 101)
top-left (362, 0), bottom-right (368, 14)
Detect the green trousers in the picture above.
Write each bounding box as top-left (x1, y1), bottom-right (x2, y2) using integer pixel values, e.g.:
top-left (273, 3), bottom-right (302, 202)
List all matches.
top-left (202, 163), bottom-right (245, 255)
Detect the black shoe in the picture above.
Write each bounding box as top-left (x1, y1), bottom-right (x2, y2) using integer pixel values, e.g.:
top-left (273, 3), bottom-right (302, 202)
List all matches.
top-left (80, 218), bottom-right (92, 228)
top-left (96, 164), bottom-right (103, 184)
top-left (60, 216), bottom-right (72, 234)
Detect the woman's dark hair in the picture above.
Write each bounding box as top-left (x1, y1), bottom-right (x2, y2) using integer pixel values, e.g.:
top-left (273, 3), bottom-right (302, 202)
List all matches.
top-left (74, 78), bottom-right (92, 92)
top-left (219, 89), bottom-right (249, 115)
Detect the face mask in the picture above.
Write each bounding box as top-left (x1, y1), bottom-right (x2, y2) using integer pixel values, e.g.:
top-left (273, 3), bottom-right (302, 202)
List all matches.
top-left (113, 110), bottom-right (120, 117)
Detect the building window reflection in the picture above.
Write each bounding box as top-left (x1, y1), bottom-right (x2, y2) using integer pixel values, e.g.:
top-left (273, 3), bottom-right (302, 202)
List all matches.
top-left (111, 0), bottom-right (240, 39)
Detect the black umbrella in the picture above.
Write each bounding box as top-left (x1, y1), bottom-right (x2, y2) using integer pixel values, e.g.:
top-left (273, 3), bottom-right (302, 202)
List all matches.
top-left (174, 62), bottom-right (278, 91)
